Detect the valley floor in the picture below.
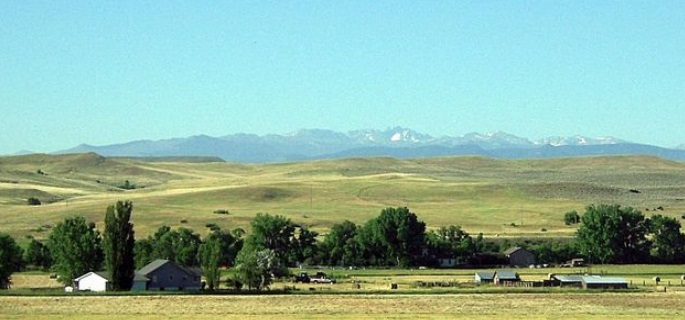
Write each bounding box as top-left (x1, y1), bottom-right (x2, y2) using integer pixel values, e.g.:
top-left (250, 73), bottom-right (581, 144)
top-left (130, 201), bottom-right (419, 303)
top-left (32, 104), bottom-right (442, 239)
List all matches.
top-left (1, 292), bottom-right (684, 319)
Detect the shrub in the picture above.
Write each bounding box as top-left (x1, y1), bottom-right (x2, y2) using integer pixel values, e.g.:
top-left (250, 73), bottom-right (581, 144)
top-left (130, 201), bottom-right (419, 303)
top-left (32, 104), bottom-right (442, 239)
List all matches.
top-left (27, 197), bottom-right (42, 206)
top-left (213, 209), bottom-right (230, 215)
top-left (180, 219), bottom-right (188, 224)
top-left (564, 210), bottom-right (580, 225)
top-left (118, 180), bottom-right (136, 190)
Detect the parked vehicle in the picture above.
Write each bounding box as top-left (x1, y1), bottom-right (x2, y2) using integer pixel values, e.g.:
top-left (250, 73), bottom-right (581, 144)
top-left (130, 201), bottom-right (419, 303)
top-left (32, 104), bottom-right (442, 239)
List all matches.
top-left (293, 271), bottom-right (336, 284)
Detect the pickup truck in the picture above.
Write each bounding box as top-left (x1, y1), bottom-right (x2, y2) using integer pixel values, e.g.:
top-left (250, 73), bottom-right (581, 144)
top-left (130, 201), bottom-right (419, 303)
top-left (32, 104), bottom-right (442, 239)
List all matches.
top-left (293, 271), bottom-right (336, 284)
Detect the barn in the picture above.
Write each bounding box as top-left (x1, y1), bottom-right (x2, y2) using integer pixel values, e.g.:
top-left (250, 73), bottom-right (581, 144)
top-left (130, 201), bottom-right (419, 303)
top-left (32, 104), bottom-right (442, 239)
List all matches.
top-left (581, 276), bottom-right (629, 289)
top-left (503, 247), bottom-right (536, 267)
top-left (137, 259), bottom-right (202, 291)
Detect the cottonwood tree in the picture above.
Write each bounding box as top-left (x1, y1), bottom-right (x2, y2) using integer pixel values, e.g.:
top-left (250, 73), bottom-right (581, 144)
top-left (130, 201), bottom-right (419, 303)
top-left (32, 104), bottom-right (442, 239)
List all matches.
top-left (576, 204), bottom-right (650, 264)
top-left (648, 214), bottom-right (685, 263)
top-left (0, 233), bottom-right (23, 289)
top-left (368, 207), bottom-right (426, 267)
top-left (48, 216), bottom-right (103, 285)
top-left (246, 213), bottom-right (298, 268)
top-left (103, 200), bottom-right (136, 291)
top-left (233, 243), bottom-right (284, 291)
top-left (320, 220), bottom-right (358, 266)
top-left (23, 238), bottom-right (52, 270)
top-left (134, 226), bottom-right (203, 268)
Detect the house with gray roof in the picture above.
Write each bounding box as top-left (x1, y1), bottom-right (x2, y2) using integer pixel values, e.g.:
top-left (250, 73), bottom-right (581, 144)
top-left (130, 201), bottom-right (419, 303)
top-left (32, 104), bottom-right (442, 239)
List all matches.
top-left (136, 259), bottom-right (202, 291)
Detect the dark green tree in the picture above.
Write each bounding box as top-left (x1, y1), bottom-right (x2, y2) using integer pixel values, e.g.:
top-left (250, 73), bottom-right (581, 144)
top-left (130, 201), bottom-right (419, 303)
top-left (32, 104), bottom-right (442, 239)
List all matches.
top-left (48, 216), bottom-right (103, 285)
top-left (136, 226), bottom-right (202, 268)
top-left (576, 204), bottom-right (651, 264)
top-left (321, 220), bottom-right (358, 266)
top-left (133, 238), bottom-right (155, 269)
top-left (425, 225), bottom-right (475, 266)
top-left (27, 197), bottom-right (41, 206)
top-left (198, 233), bottom-right (222, 290)
top-left (292, 226), bottom-right (318, 265)
top-left (564, 210), bottom-right (581, 225)
top-left (23, 238), bottom-right (52, 270)
top-left (372, 207), bottom-right (426, 267)
top-left (172, 228), bottom-right (202, 267)
top-left (246, 213), bottom-right (298, 267)
top-left (0, 233), bottom-right (24, 289)
top-left (103, 200), bottom-right (136, 291)
top-left (648, 214), bottom-right (685, 263)
top-left (233, 243), bottom-right (285, 291)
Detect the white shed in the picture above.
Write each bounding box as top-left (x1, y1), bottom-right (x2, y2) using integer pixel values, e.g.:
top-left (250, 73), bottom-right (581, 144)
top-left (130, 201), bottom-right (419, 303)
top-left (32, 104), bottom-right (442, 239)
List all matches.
top-left (74, 272), bottom-right (110, 292)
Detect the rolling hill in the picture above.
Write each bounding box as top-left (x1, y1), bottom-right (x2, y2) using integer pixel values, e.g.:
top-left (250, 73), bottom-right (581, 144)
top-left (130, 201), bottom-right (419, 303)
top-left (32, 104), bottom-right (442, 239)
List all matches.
top-left (1, 153), bottom-right (684, 241)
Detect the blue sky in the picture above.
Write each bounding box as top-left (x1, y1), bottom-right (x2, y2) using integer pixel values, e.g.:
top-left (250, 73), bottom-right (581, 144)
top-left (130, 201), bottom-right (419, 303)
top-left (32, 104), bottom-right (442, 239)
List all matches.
top-left (2, 2), bottom-right (684, 154)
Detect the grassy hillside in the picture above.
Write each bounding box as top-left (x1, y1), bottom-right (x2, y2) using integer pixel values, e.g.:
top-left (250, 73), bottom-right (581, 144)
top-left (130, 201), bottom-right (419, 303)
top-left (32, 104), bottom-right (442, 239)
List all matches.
top-left (1, 153), bottom-right (684, 241)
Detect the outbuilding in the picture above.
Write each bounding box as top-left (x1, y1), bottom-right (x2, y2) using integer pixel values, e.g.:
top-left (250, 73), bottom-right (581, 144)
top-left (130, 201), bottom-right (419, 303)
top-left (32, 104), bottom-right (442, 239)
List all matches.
top-left (581, 276), bottom-right (628, 289)
top-left (475, 271), bottom-right (495, 284)
top-left (137, 259), bottom-right (202, 291)
top-left (74, 271), bottom-right (150, 292)
top-left (74, 272), bottom-right (110, 292)
top-left (494, 270), bottom-right (520, 285)
top-left (549, 274), bottom-right (584, 287)
top-left (503, 247), bottom-right (536, 267)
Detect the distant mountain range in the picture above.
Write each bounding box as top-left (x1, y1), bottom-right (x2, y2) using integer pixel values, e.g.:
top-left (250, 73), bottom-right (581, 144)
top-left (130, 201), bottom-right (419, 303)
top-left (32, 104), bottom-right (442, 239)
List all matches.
top-left (58, 127), bottom-right (685, 163)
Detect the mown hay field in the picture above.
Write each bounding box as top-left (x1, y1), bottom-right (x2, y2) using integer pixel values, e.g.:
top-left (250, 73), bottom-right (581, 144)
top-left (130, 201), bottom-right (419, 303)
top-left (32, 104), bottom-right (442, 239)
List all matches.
top-left (1, 292), bottom-right (684, 319)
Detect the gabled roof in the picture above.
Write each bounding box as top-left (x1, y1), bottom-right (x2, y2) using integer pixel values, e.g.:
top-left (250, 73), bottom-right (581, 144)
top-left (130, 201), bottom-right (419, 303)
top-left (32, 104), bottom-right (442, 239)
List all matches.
top-left (74, 271), bottom-right (109, 282)
top-left (475, 272), bottom-right (495, 280)
top-left (137, 259), bottom-right (200, 278)
top-left (503, 246), bottom-right (529, 256)
top-left (494, 270), bottom-right (519, 280)
top-left (75, 271), bottom-right (148, 282)
top-left (137, 259), bottom-right (171, 276)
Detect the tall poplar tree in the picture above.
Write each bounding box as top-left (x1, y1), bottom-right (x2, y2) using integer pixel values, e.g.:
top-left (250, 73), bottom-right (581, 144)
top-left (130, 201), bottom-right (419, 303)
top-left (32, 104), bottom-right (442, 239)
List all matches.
top-left (103, 200), bottom-right (136, 291)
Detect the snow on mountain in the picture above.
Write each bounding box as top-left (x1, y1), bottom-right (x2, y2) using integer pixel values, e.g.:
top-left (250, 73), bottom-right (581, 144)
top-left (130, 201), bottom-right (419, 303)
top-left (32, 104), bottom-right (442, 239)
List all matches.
top-left (54, 127), bottom-right (673, 163)
top-left (535, 136), bottom-right (626, 147)
top-left (348, 127), bottom-right (434, 145)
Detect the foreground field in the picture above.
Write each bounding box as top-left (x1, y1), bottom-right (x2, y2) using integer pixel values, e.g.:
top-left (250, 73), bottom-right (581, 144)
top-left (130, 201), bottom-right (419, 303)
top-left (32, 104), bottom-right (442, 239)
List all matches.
top-left (2, 153), bottom-right (685, 240)
top-left (1, 292), bottom-right (684, 319)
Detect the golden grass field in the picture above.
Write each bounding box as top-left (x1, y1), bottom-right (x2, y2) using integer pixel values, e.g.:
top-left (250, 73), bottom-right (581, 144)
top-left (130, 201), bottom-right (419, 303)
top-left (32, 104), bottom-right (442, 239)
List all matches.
top-left (1, 292), bottom-right (685, 319)
top-left (2, 153), bottom-right (685, 242)
top-left (5, 265), bottom-right (685, 319)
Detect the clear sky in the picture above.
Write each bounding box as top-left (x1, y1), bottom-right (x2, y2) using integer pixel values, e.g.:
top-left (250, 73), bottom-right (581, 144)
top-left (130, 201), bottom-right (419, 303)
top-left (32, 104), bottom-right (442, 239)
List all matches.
top-left (2, 2), bottom-right (684, 154)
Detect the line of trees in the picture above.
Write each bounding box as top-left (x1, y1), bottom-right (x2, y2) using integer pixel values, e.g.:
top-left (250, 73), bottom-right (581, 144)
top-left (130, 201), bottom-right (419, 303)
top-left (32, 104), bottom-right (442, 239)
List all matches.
top-left (2, 202), bottom-right (685, 290)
